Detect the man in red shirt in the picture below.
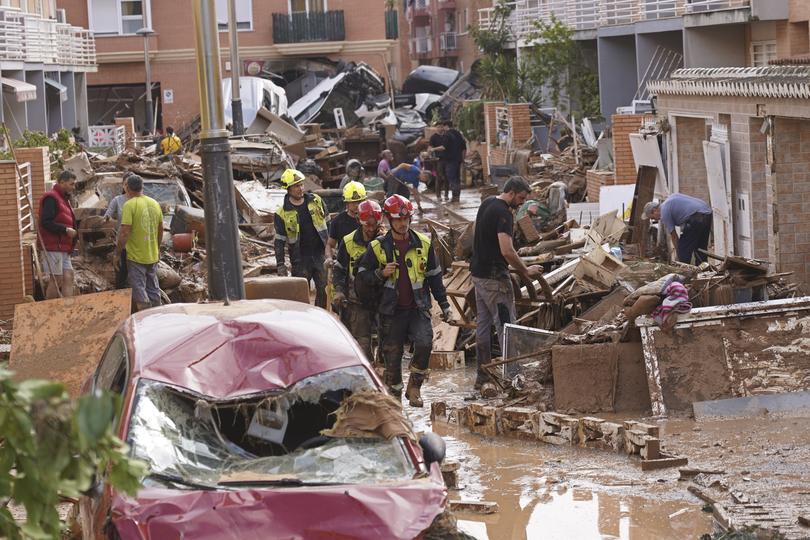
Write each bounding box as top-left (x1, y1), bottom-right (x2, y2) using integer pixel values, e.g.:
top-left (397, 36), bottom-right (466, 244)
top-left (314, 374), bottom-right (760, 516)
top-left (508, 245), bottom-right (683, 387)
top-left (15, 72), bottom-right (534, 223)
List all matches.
top-left (39, 171), bottom-right (78, 298)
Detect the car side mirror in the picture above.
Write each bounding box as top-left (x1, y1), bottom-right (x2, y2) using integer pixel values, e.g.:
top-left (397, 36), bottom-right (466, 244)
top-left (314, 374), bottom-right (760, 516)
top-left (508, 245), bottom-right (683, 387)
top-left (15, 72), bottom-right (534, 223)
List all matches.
top-left (419, 432), bottom-right (446, 466)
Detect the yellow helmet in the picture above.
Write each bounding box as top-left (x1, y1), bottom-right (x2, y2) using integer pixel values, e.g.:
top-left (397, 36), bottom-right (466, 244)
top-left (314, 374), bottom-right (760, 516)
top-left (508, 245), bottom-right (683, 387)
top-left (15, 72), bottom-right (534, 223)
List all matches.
top-left (280, 168), bottom-right (305, 189)
top-left (342, 180), bottom-right (367, 203)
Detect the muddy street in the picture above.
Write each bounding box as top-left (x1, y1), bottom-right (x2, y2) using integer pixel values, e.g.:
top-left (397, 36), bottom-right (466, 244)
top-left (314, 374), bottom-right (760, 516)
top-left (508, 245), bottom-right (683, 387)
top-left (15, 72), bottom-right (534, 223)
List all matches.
top-left (407, 364), bottom-right (810, 540)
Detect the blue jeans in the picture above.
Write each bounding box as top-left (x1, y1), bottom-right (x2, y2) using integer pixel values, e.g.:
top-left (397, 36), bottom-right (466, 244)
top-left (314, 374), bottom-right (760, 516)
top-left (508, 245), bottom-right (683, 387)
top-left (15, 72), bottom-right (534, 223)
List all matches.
top-left (443, 160), bottom-right (461, 199)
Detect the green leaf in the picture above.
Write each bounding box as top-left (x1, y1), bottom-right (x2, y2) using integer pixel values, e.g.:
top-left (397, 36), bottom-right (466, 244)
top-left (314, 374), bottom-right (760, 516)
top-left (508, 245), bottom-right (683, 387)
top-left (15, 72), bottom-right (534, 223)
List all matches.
top-left (76, 393), bottom-right (115, 445)
top-left (17, 380), bottom-right (66, 402)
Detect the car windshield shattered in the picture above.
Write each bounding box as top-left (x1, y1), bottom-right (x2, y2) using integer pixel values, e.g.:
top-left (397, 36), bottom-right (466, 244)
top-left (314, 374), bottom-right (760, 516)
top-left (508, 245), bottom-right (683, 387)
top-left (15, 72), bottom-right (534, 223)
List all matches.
top-left (128, 367), bottom-right (417, 489)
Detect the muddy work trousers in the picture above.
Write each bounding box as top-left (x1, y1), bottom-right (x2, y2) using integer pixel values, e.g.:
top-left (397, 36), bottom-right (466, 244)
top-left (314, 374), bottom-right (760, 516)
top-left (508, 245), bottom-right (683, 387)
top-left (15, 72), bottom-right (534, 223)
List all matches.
top-left (341, 303), bottom-right (375, 362)
top-left (292, 254), bottom-right (327, 308)
top-left (473, 275), bottom-right (517, 381)
top-left (380, 308), bottom-right (433, 394)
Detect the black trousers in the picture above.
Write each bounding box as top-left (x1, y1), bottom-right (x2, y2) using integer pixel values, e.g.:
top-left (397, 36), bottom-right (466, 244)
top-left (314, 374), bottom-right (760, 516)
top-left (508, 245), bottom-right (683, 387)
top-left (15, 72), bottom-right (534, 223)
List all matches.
top-left (380, 308), bottom-right (433, 392)
top-left (677, 212), bottom-right (712, 264)
top-left (293, 254), bottom-right (327, 308)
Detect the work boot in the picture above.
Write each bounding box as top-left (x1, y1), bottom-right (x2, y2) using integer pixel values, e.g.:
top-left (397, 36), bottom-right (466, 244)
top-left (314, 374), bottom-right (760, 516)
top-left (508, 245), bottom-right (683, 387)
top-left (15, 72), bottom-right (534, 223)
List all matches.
top-left (406, 374), bottom-right (424, 407)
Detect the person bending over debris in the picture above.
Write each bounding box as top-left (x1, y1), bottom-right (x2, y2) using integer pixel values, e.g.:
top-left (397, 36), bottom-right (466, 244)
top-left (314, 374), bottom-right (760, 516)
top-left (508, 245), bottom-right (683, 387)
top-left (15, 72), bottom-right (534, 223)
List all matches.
top-left (39, 170), bottom-right (78, 298)
top-left (333, 199), bottom-right (385, 361)
top-left (378, 149), bottom-right (409, 199)
top-left (470, 176), bottom-right (544, 388)
top-left (642, 194), bottom-right (713, 265)
top-left (391, 162), bottom-right (425, 214)
top-left (274, 168), bottom-right (330, 308)
top-left (326, 181), bottom-right (367, 263)
top-left (116, 175), bottom-right (164, 312)
top-left (339, 158), bottom-right (365, 189)
top-left (356, 194), bottom-right (451, 407)
top-left (105, 172), bottom-right (134, 289)
top-left (160, 127), bottom-right (182, 156)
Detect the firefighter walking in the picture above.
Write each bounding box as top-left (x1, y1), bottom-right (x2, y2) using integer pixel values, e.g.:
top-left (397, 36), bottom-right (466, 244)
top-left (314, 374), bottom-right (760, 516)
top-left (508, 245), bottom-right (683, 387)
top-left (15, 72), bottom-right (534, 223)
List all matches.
top-left (357, 194), bottom-right (451, 407)
top-left (332, 199), bottom-right (384, 362)
top-left (274, 168), bottom-right (330, 308)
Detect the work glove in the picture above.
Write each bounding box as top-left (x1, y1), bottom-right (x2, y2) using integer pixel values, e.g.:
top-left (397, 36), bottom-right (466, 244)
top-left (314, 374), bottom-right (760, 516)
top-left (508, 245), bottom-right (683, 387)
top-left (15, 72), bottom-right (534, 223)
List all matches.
top-left (332, 292), bottom-right (346, 313)
top-left (277, 264), bottom-right (289, 277)
top-left (440, 304), bottom-right (452, 323)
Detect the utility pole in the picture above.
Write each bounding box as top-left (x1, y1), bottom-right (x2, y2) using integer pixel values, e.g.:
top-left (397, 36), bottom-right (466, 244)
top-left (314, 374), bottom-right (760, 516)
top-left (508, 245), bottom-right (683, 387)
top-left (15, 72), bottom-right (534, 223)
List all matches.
top-left (191, 0), bottom-right (245, 301)
top-left (227, 0), bottom-right (244, 135)
top-left (136, 27), bottom-right (155, 134)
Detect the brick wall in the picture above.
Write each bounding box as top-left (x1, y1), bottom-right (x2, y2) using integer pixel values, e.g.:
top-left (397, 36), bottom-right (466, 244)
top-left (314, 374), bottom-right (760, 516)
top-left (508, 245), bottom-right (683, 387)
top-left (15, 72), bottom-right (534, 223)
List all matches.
top-left (15, 146), bottom-right (49, 218)
top-left (612, 114), bottom-right (647, 185)
top-left (773, 117), bottom-right (810, 286)
top-left (0, 161), bottom-right (26, 320)
top-left (586, 170), bottom-right (616, 202)
top-left (507, 103), bottom-right (532, 146)
top-left (114, 117), bottom-right (136, 149)
top-left (674, 116), bottom-right (711, 202)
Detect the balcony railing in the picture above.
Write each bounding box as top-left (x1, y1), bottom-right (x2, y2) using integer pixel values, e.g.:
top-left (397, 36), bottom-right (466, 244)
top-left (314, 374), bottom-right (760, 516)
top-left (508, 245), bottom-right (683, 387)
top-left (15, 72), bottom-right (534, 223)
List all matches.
top-left (440, 32), bottom-right (458, 50)
top-left (0, 6), bottom-right (95, 66)
top-left (414, 0), bottom-right (431, 10)
top-left (410, 36), bottom-right (433, 55)
top-left (272, 10), bottom-right (346, 44)
top-left (478, 0), bottom-right (750, 41)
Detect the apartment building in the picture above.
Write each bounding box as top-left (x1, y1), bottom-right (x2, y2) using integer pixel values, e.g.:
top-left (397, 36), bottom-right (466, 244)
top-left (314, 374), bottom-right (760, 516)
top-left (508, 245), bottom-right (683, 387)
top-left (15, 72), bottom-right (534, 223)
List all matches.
top-left (0, 0), bottom-right (96, 138)
top-left (402, 0), bottom-right (487, 74)
top-left (477, 0), bottom-right (792, 118)
top-left (57, 0), bottom-right (401, 131)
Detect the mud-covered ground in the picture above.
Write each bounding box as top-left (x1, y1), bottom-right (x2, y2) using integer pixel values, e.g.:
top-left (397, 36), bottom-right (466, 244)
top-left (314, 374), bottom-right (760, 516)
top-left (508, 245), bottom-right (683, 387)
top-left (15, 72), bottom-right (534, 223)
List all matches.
top-left (409, 366), bottom-right (810, 540)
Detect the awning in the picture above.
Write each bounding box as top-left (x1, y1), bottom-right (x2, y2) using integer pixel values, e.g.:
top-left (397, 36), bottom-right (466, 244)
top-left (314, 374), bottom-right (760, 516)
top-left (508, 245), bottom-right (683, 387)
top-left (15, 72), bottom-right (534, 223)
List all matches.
top-left (45, 78), bottom-right (68, 103)
top-left (1, 77), bottom-right (36, 103)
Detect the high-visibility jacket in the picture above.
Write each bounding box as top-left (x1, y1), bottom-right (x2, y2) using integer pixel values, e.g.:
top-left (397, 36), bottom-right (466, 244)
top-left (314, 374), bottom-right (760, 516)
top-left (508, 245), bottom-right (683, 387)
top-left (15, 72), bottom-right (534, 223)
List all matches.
top-left (39, 185), bottom-right (76, 253)
top-left (333, 227), bottom-right (372, 300)
top-left (356, 229), bottom-right (449, 316)
top-left (273, 193), bottom-right (329, 268)
top-left (160, 134), bottom-right (182, 155)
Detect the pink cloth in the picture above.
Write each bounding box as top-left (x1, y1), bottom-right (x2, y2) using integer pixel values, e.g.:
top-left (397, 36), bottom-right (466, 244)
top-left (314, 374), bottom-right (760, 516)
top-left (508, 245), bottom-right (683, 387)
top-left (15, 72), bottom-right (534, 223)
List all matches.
top-left (651, 281), bottom-right (692, 326)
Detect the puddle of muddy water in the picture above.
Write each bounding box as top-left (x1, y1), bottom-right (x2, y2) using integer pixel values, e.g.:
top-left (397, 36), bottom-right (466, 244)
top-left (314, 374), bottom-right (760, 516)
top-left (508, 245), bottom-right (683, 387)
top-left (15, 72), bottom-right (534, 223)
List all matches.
top-left (409, 366), bottom-right (716, 540)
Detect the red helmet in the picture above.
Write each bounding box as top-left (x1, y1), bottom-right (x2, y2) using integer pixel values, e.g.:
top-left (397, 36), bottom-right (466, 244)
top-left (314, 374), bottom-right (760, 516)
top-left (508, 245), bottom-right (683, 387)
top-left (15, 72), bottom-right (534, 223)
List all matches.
top-left (383, 194), bottom-right (414, 219)
top-left (358, 200), bottom-right (382, 224)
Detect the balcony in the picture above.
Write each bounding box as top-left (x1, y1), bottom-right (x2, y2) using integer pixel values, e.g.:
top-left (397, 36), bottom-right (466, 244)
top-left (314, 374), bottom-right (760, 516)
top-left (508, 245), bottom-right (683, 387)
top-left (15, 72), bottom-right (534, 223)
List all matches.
top-left (477, 0), bottom-right (751, 43)
top-left (410, 35), bottom-right (433, 57)
top-left (409, 0), bottom-right (431, 19)
top-left (440, 32), bottom-right (458, 51)
top-left (0, 6), bottom-right (95, 67)
top-left (272, 10), bottom-right (346, 44)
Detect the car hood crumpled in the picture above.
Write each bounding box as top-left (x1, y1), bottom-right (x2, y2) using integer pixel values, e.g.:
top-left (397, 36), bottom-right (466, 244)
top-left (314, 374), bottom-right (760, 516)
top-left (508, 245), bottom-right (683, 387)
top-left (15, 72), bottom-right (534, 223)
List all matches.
top-left (111, 477), bottom-right (447, 540)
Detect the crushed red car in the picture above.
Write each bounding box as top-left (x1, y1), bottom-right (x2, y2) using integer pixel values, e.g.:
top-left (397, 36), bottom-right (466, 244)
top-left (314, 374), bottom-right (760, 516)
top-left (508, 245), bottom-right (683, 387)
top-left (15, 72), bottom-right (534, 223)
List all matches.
top-left (79, 300), bottom-right (447, 540)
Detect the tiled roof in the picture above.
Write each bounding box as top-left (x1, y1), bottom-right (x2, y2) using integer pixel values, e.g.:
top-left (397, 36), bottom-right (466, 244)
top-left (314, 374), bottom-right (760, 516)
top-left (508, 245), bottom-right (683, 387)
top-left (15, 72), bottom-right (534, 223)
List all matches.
top-left (647, 67), bottom-right (810, 99)
top-left (770, 54), bottom-right (810, 66)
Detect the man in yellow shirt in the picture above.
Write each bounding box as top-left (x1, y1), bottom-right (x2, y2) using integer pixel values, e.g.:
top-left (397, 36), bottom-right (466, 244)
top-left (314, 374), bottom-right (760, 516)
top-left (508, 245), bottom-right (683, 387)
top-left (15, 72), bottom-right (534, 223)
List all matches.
top-left (116, 175), bottom-right (164, 311)
top-left (160, 126), bottom-right (182, 156)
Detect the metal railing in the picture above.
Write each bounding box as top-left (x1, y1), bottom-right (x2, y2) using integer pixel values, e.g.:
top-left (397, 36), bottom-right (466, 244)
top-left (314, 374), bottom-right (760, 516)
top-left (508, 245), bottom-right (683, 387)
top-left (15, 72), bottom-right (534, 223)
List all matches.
top-left (17, 162), bottom-right (33, 235)
top-left (89, 126), bottom-right (126, 154)
top-left (414, 0), bottom-right (430, 10)
top-left (410, 36), bottom-right (433, 54)
top-left (0, 6), bottom-right (95, 66)
top-left (440, 32), bottom-right (458, 50)
top-left (272, 10), bottom-right (346, 43)
top-left (477, 0), bottom-right (750, 40)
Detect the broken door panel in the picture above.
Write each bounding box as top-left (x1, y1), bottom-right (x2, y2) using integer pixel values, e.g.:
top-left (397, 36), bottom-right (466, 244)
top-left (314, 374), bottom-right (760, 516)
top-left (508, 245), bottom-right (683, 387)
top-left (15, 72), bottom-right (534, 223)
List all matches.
top-left (629, 133), bottom-right (669, 199)
top-left (735, 191), bottom-right (753, 258)
top-left (703, 141), bottom-right (734, 257)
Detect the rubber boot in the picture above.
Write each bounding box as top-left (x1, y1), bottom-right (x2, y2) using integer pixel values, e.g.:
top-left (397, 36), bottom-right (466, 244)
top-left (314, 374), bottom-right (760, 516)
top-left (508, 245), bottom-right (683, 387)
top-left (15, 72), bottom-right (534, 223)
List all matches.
top-left (406, 374), bottom-right (424, 408)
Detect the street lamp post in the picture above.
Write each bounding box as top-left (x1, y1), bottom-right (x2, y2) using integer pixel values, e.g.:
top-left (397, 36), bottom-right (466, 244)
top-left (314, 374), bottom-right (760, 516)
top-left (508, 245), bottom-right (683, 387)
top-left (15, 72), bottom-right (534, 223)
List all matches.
top-left (191, 0), bottom-right (245, 301)
top-left (227, 0), bottom-right (244, 135)
top-left (135, 27), bottom-right (155, 134)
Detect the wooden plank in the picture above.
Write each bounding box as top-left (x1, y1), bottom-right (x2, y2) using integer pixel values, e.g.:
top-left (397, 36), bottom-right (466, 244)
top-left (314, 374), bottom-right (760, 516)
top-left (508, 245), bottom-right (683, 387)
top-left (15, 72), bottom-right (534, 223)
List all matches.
top-left (640, 455), bottom-right (688, 471)
top-left (10, 290), bottom-right (133, 398)
top-left (449, 500), bottom-right (500, 514)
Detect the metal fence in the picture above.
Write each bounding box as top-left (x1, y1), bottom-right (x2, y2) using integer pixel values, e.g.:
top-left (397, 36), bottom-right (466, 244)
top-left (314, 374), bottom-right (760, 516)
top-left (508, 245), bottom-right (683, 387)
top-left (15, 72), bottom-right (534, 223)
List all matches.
top-left (272, 10), bottom-right (346, 43)
top-left (89, 126), bottom-right (126, 155)
top-left (0, 6), bottom-right (95, 66)
top-left (440, 32), bottom-right (458, 50)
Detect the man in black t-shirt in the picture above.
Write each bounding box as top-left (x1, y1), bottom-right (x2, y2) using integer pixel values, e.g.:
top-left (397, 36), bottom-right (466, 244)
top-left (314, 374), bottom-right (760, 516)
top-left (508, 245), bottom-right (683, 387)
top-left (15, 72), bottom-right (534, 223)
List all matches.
top-left (470, 176), bottom-right (543, 388)
top-left (441, 121), bottom-right (467, 203)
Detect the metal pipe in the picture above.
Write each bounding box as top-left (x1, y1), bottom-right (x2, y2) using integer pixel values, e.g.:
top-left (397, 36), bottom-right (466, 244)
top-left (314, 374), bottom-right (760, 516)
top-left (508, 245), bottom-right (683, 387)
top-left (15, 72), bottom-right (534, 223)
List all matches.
top-left (142, 33), bottom-right (153, 134)
top-left (191, 0), bottom-right (245, 301)
top-left (227, 0), bottom-right (244, 135)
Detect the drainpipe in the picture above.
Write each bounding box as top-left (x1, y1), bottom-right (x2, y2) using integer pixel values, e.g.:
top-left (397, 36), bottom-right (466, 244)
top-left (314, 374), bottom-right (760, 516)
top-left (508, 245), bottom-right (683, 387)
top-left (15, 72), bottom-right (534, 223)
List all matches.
top-left (192, 0), bottom-right (245, 301)
top-left (228, 0), bottom-right (244, 135)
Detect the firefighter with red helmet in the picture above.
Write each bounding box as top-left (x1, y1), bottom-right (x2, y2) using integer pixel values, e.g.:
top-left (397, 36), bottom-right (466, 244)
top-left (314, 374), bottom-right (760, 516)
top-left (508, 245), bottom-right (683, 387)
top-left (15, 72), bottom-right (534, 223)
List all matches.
top-left (332, 199), bottom-right (385, 362)
top-left (356, 194), bottom-right (451, 407)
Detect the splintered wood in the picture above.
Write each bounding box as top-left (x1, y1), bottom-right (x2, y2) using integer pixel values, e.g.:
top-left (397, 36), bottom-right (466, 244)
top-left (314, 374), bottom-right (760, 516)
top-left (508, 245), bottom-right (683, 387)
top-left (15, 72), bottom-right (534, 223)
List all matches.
top-left (431, 403), bottom-right (687, 470)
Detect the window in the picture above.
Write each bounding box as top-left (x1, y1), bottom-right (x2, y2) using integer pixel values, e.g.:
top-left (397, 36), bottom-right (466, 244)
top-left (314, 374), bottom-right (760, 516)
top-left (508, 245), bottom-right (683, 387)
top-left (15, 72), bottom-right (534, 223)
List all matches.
top-left (289, 0), bottom-right (325, 14)
top-left (751, 40), bottom-right (777, 67)
top-left (215, 0), bottom-right (253, 31)
top-left (88, 0), bottom-right (151, 36)
top-left (94, 334), bottom-right (128, 395)
top-left (458, 8), bottom-right (468, 34)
